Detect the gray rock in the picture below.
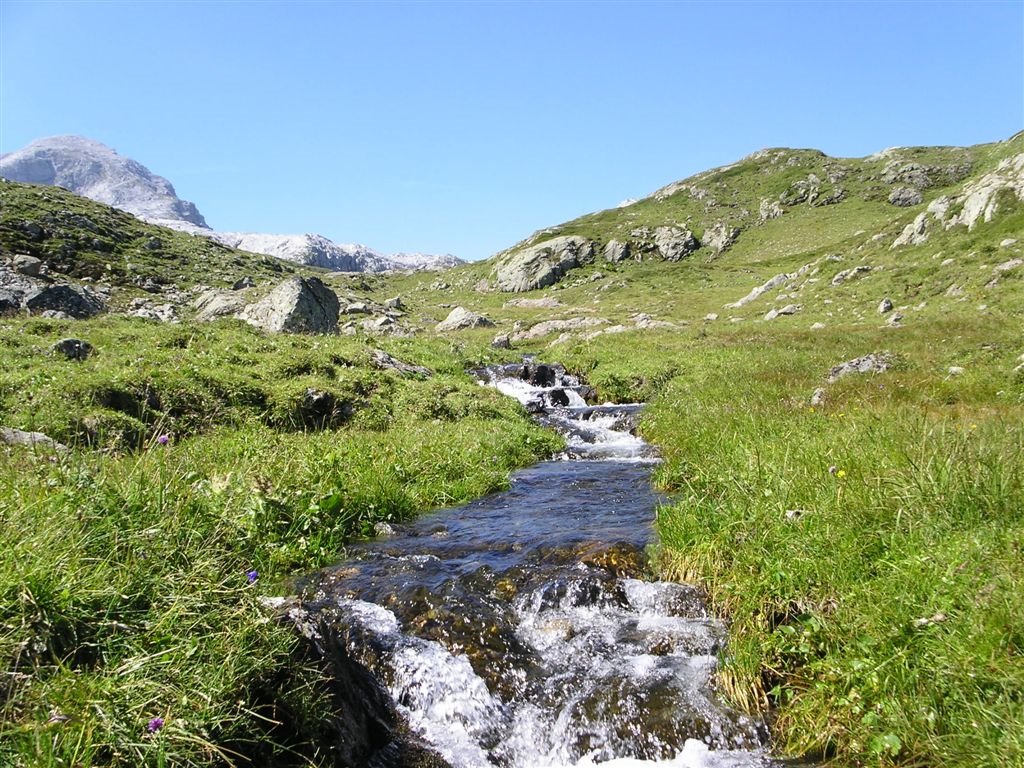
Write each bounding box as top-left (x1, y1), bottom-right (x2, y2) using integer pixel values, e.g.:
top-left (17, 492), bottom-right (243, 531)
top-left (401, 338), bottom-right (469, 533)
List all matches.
top-left (12, 254), bottom-right (43, 276)
top-left (764, 304), bottom-right (801, 321)
top-left (384, 296), bottom-right (404, 310)
top-left (512, 317), bottom-right (608, 341)
top-left (702, 222), bottom-right (740, 255)
top-left (810, 387), bottom-right (827, 407)
top-left (343, 302), bottom-right (372, 315)
top-left (725, 273), bottom-right (792, 308)
top-left (193, 290), bottom-right (245, 322)
top-left (491, 334), bottom-right (512, 349)
top-left (53, 338), bottom-right (94, 361)
top-left (891, 212), bottom-right (931, 247)
top-left (948, 366), bottom-right (965, 376)
top-left (0, 426), bottom-right (68, 452)
top-left (887, 312), bottom-right (904, 327)
top-left (370, 349), bottom-right (431, 377)
top-left (603, 240), bottom-right (631, 263)
top-left (0, 290), bottom-right (23, 314)
top-left (654, 226), bottom-right (699, 261)
top-left (503, 297), bottom-right (563, 309)
top-left (127, 302), bottom-right (178, 323)
top-left (704, 313), bottom-right (719, 322)
top-left (878, 298), bottom-right (894, 314)
top-left (810, 322), bottom-right (826, 330)
top-left (24, 284), bottom-right (105, 318)
top-left (240, 276), bottom-right (340, 334)
top-left (435, 306), bottom-right (494, 332)
top-left (1001, 238), bottom-right (1019, 248)
top-left (759, 198), bottom-right (784, 221)
top-left (831, 265), bottom-right (872, 286)
top-left (888, 186), bottom-right (923, 207)
top-left (827, 352), bottom-right (892, 383)
top-left (493, 236), bottom-right (594, 292)
top-left (232, 276), bottom-right (256, 290)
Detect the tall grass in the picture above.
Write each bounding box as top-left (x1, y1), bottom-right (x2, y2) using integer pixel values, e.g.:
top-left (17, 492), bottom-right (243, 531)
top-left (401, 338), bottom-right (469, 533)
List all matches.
top-left (637, 328), bottom-right (1024, 767)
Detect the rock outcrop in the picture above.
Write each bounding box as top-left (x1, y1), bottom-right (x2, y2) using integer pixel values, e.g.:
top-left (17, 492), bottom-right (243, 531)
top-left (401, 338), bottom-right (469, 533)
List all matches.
top-left (240, 277), bottom-right (340, 334)
top-left (701, 222), bottom-right (740, 256)
top-left (653, 227), bottom-right (699, 261)
top-left (493, 236), bottom-right (595, 292)
top-left (435, 306), bottom-right (494, 331)
top-left (892, 152), bottom-right (1024, 247)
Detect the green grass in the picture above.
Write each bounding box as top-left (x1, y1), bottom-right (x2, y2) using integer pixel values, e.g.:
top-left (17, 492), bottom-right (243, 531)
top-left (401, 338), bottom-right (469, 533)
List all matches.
top-left (552, 317), bottom-right (1024, 768)
top-left (0, 319), bottom-right (561, 767)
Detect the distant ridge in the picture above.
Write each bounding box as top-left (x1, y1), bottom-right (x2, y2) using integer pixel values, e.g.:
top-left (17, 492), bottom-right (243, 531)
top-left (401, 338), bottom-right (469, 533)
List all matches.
top-left (0, 135), bottom-right (462, 272)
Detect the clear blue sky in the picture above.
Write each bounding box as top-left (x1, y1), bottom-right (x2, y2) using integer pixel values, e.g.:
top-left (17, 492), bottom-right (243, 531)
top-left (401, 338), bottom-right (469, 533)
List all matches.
top-left (1, 1), bottom-right (1022, 260)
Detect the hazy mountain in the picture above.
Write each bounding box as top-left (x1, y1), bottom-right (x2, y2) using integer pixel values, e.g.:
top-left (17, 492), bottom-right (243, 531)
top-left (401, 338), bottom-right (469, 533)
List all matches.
top-left (0, 135), bottom-right (209, 231)
top-left (0, 135), bottom-right (462, 272)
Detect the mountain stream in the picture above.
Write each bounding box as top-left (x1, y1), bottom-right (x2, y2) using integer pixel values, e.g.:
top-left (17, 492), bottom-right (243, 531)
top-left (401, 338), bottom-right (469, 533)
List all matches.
top-left (300, 362), bottom-right (784, 768)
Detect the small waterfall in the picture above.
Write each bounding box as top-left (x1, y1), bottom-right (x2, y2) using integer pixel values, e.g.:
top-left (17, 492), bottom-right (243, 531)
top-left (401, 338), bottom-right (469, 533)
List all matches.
top-left (301, 362), bottom-right (781, 768)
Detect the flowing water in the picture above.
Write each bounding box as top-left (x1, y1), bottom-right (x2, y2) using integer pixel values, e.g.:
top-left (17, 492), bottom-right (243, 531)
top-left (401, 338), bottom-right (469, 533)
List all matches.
top-left (301, 362), bottom-right (783, 768)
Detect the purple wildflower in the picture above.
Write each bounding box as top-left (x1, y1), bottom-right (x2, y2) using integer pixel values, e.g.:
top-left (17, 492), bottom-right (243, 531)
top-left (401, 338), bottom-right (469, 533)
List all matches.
top-left (156, 434), bottom-right (170, 446)
top-left (146, 717), bottom-right (164, 733)
top-left (246, 569), bottom-right (259, 584)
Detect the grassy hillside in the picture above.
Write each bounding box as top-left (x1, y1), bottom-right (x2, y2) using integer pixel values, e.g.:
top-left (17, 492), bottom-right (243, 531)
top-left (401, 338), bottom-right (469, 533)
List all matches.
top-left (357, 132), bottom-right (1024, 767)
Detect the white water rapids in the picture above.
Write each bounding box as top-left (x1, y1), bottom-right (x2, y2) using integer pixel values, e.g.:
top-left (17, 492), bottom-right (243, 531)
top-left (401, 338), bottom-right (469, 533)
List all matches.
top-left (303, 363), bottom-right (786, 768)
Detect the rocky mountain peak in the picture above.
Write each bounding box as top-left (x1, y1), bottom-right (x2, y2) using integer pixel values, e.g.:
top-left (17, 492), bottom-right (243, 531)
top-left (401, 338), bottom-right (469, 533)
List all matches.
top-left (0, 135), bottom-right (209, 231)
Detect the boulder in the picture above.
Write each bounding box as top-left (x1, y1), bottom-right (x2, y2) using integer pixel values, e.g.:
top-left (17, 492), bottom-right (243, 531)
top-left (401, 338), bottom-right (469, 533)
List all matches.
top-left (127, 300), bottom-right (178, 323)
top-left (370, 349), bottom-right (431, 378)
top-left (888, 186), bottom-right (923, 207)
top-left (24, 284), bottom-right (105, 318)
top-left (831, 265), bottom-right (872, 286)
top-left (493, 236), bottom-right (594, 292)
top-left (12, 254), bottom-right (43, 276)
top-left (725, 273), bottom-right (791, 309)
top-left (603, 240), bottom-right (631, 263)
top-left (53, 338), bottom-right (94, 361)
top-left (702, 223), bottom-right (739, 255)
top-left (384, 296), bottom-right (404, 310)
top-left (193, 290), bottom-right (245, 322)
top-left (878, 298), bottom-right (894, 314)
top-left (435, 306), bottom-right (494, 332)
top-left (827, 353), bottom-right (892, 383)
top-left (512, 317), bottom-right (608, 341)
top-left (240, 277), bottom-right (340, 334)
top-left (1, 426), bottom-right (68, 452)
top-left (0, 290), bottom-right (22, 314)
top-left (503, 297), bottom-right (563, 309)
top-left (491, 333), bottom-right (512, 349)
top-left (232, 276), bottom-right (256, 290)
top-left (759, 198), bottom-right (783, 221)
top-left (764, 304), bottom-right (801, 321)
top-left (891, 212), bottom-right (931, 247)
top-left (810, 387), bottom-right (826, 407)
top-left (654, 226), bottom-right (699, 261)
top-left (343, 302), bottom-right (372, 315)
